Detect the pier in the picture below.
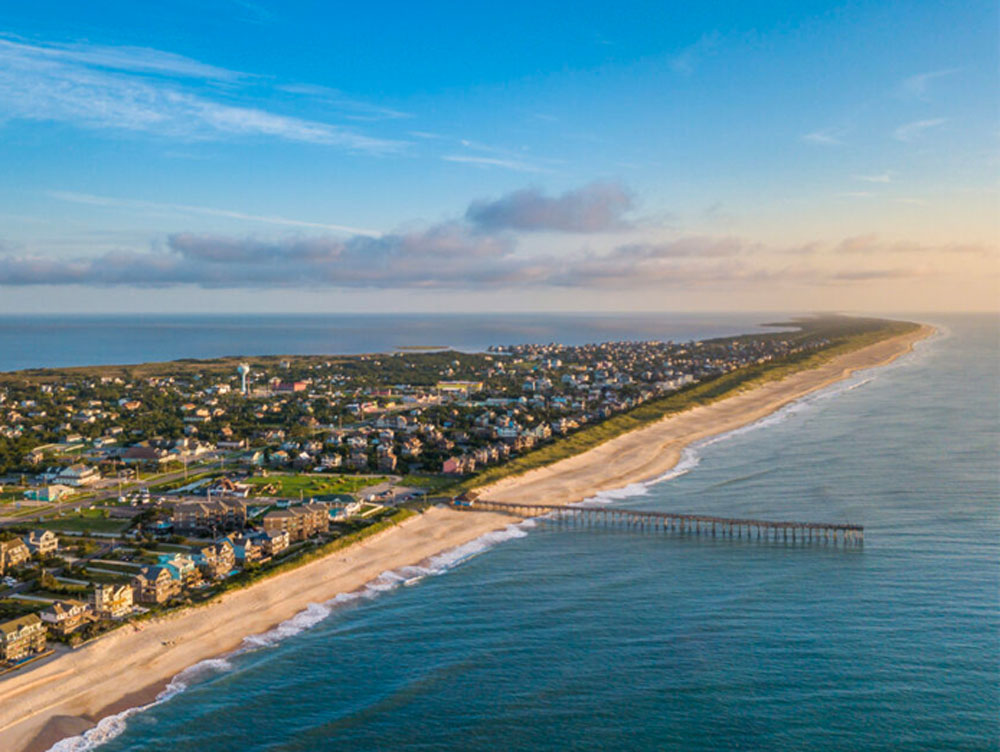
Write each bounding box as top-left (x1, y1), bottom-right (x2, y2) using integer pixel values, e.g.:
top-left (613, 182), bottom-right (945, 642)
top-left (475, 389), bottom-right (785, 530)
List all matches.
top-left (452, 499), bottom-right (864, 545)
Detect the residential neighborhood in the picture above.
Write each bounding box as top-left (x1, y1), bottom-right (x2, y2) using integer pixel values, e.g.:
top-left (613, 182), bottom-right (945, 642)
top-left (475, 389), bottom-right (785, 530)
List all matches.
top-left (0, 329), bottom-right (832, 672)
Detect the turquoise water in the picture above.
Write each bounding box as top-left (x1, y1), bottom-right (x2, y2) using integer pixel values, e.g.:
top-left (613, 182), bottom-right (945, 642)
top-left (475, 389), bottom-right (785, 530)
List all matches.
top-left (55, 315), bottom-right (999, 751)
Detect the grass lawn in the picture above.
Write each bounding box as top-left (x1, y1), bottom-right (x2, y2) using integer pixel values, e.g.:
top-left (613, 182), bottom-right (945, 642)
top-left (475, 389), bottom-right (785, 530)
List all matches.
top-left (245, 474), bottom-right (386, 499)
top-left (38, 514), bottom-right (131, 534)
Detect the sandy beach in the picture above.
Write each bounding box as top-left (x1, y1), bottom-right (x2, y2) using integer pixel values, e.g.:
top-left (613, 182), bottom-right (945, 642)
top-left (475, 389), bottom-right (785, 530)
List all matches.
top-left (0, 323), bottom-right (932, 752)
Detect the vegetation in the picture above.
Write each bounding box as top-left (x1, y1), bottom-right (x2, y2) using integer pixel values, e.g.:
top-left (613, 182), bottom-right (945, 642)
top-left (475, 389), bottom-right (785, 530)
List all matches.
top-left (35, 514), bottom-right (132, 534)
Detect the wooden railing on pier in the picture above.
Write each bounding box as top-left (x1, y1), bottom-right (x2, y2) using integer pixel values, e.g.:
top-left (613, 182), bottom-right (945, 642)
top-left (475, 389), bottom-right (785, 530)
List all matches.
top-left (452, 499), bottom-right (864, 545)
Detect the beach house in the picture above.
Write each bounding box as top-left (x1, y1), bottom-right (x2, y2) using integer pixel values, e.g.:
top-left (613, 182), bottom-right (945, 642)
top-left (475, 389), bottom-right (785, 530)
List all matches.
top-left (40, 599), bottom-right (92, 636)
top-left (0, 613), bottom-right (47, 662)
top-left (0, 538), bottom-right (31, 574)
top-left (132, 565), bottom-right (182, 604)
top-left (24, 529), bottom-right (59, 557)
top-left (90, 583), bottom-right (134, 619)
top-left (193, 539), bottom-right (236, 580)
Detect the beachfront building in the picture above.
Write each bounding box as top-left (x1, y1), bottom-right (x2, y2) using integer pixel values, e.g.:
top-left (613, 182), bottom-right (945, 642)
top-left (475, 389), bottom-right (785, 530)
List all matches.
top-left (262, 502), bottom-right (329, 542)
top-left (226, 533), bottom-right (264, 565)
top-left (256, 530), bottom-right (289, 558)
top-left (193, 539), bottom-right (236, 580)
top-left (39, 599), bottom-right (92, 636)
top-left (132, 565), bottom-right (182, 604)
top-left (0, 614), bottom-right (47, 662)
top-left (157, 553), bottom-right (199, 584)
top-left (172, 500), bottom-right (247, 535)
top-left (90, 583), bottom-right (134, 619)
top-left (0, 538), bottom-right (31, 574)
top-left (24, 529), bottom-right (59, 557)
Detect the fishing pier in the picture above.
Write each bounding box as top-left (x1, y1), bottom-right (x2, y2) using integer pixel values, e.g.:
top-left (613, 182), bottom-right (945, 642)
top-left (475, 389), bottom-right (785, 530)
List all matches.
top-left (452, 499), bottom-right (864, 545)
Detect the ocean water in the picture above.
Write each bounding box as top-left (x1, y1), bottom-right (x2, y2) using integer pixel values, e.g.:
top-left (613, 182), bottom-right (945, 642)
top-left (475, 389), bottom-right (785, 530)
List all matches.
top-left (52, 315), bottom-right (999, 752)
top-left (0, 312), bottom-right (792, 372)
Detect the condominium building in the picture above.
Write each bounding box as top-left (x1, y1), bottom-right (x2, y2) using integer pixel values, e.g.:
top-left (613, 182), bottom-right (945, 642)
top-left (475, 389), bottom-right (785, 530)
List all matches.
top-left (262, 503), bottom-right (329, 542)
top-left (172, 500), bottom-right (247, 535)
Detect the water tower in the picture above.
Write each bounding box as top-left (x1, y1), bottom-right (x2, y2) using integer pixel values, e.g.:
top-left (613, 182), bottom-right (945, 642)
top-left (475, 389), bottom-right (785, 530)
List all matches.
top-left (237, 363), bottom-right (251, 395)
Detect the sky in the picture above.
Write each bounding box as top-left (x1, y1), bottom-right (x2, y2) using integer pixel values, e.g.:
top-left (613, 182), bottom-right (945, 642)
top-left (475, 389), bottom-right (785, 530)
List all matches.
top-left (0, 0), bottom-right (997, 313)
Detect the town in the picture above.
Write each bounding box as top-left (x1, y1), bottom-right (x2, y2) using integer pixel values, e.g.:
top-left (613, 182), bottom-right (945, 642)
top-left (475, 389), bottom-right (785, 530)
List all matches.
top-left (0, 326), bottom-right (833, 670)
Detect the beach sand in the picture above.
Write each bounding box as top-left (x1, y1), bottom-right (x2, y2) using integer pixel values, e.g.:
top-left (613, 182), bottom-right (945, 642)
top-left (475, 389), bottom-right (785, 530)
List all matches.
top-left (0, 323), bottom-right (933, 752)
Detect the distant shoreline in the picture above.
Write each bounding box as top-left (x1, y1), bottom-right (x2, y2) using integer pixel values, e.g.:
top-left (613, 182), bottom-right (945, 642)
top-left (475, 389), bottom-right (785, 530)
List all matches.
top-left (0, 322), bottom-right (933, 752)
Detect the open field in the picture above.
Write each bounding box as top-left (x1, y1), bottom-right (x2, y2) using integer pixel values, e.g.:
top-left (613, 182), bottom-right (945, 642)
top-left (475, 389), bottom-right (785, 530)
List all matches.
top-left (245, 473), bottom-right (386, 498)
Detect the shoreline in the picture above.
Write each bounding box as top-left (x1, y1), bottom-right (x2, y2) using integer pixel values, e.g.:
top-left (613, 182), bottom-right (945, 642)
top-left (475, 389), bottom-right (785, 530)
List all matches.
top-left (0, 323), bottom-right (933, 752)
top-left (481, 324), bottom-right (934, 508)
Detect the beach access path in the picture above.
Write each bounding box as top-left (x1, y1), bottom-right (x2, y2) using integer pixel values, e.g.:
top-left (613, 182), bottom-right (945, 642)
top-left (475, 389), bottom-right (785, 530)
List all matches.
top-left (0, 323), bottom-right (933, 752)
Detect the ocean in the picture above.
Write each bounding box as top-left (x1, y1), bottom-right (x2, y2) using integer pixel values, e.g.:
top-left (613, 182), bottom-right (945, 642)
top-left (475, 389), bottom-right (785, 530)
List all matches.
top-left (43, 314), bottom-right (1000, 751)
top-left (0, 312), bottom-right (793, 372)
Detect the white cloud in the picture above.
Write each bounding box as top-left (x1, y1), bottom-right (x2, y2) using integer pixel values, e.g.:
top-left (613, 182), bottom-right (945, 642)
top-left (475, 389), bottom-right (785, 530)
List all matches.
top-left (893, 118), bottom-right (946, 142)
top-left (854, 172), bottom-right (891, 183)
top-left (0, 37), bottom-right (405, 153)
top-left (47, 191), bottom-right (382, 236)
top-left (442, 154), bottom-right (546, 173)
top-left (801, 128), bottom-right (844, 146)
top-left (900, 68), bottom-right (961, 100)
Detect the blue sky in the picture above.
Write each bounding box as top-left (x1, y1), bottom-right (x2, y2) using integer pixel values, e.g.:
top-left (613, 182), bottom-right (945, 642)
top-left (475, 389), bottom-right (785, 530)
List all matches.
top-left (0, 0), bottom-right (997, 312)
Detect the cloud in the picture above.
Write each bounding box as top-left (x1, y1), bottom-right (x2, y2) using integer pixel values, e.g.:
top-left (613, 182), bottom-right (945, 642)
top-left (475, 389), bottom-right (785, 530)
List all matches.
top-left (0, 37), bottom-right (404, 153)
top-left (442, 154), bottom-right (545, 173)
top-left (833, 234), bottom-right (995, 256)
top-left (0, 35), bottom-right (244, 80)
top-left (47, 191), bottom-right (381, 236)
top-left (802, 128), bottom-right (844, 146)
top-left (277, 83), bottom-right (412, 121)
top-left (854, 172), bottom-right (891, 183)
top-left (900, 68), bottom-right (961, 100)
top-left (893, 118), bottom-right (946, 142)
top-left (832, 268), bottom-right (921, 281)
top-left (465, 182), bottom-right (634, 233)
top-left (3, 182), bottom-right (993, 291)
top-left (669, 32), bottom-right (721, 76)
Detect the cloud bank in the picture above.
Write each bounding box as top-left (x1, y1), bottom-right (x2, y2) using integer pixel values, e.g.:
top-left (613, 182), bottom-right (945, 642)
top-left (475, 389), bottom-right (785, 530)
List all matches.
top-left (2, 184), bottom-right (991, 291)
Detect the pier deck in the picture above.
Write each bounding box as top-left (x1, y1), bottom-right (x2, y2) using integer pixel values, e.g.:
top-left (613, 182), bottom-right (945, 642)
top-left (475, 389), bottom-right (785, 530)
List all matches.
top-left (452, 499), bottom-right (863, 545)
